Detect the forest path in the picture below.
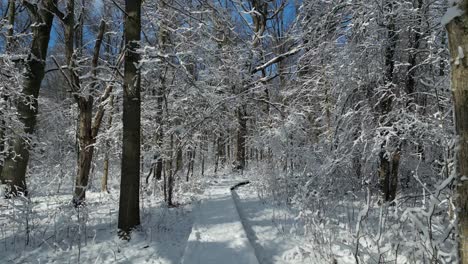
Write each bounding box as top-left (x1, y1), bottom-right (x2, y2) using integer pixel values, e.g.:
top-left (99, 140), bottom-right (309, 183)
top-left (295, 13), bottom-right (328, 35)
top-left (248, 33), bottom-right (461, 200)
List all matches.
top-left (180, 176), bottom-right (260, 264)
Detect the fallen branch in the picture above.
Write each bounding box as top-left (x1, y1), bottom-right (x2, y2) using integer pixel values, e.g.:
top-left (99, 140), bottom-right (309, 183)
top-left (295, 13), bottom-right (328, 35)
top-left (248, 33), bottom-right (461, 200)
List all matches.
top-left (230, 181), bottom-right (250, 191)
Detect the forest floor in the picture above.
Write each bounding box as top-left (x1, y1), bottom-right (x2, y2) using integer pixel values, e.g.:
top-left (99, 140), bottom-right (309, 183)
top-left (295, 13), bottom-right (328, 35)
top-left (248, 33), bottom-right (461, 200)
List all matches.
top-left (0, 187), bottom-right (196, 263)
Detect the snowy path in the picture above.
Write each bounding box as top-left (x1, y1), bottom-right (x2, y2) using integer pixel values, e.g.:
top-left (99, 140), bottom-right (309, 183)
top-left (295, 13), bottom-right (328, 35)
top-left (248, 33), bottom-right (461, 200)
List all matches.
top-left (180, 178), bottom-right (260, 264)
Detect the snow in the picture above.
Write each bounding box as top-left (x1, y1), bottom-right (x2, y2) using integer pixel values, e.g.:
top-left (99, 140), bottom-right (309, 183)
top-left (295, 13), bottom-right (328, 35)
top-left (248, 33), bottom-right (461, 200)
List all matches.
top-left (181, 176), bottom-right (259, 264)
top-left (233, 183), bottom-right (329, 264)
top-left (0, 191), bottom-right (194, 263)
top-left (0, 169), bottom-right (457, 264)
top-left (441, 6), bottom-right (464, 26)
top-left (456, 46), bottom-right (465, 65)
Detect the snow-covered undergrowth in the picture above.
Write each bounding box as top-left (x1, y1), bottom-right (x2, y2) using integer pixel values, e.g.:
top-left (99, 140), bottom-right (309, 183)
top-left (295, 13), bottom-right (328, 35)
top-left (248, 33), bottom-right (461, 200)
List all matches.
top-left (0, 163), bottom-right (203, 264)
top-left (238, 166), bottom-right (457, 264)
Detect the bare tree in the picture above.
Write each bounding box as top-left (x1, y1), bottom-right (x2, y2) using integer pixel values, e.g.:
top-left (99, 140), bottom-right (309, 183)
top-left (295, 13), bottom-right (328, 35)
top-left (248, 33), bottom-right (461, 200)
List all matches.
top-left (2, 0), bottom-right (56, 196)
top-left (51, 0), bottom-right (110, 206)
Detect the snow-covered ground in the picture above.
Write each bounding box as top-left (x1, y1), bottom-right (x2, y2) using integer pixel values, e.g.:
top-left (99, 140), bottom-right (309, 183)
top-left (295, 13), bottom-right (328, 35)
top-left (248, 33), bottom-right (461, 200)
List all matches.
top-left (180, 173), bottom-right (336, 264)
top-left (181, 176), bottom-right (259, 264)
top-left (0, 171), bottom-right (454, 263)
top-left (234, 182), bottom-right (332, 264)
top-left (0, 190), bottom-right (194, 264)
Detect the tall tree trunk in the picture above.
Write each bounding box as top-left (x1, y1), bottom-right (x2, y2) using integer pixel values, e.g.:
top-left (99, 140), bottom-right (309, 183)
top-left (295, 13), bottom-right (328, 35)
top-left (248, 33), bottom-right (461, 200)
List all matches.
top-left (405, 0), bottom-right (423, 102)
top-left (0, 113), bottom-right (5, 183)
top-left (155, 85), bottom-right (164, 181)
top-left (215, 134), bottom-right (225, 173)
top-left (186, 146), bottom-right (195, 181)
top-left (118, 0), bottom-right (142, 236)
top-left (446, 2), bottom-right (468, 261)
top-left (378, 1), bottom-right (400, 203)
top-left (155, 1), bottom-right (169, 182)
top-left (102, 95), bottom-right (114, 192)
top-left (0, 0), bottom-right (16, 183)
top-left (2, 0), bottom-right (56, 196)
top-left (167, 134), bottom-right (174, 206)
top-left (176, 142), bottom-right (183, 172)
top-left (100, 0), bottom-right (115, 194)
top-left (200, 140), bottom-right (205, 176)
top-left (236, 107), bottom-right (247, 171)
top-left (234, 0), bottom-right (266, 172)
top-left (73, 100), bottom-right (94, 204)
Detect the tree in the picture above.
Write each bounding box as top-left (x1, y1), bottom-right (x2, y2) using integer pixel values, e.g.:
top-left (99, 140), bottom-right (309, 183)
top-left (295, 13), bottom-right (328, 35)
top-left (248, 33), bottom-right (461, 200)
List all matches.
top-left (377, 0), bottom-right (400, 204)
top-left (50, 0), bottom-right (112, 206)
top-left (445, 1), bottom-right (468, 262)
top-left (0, 0), bottom-right (16, 183)
top-left (2, 0), bottom-right (56, 196)
top-left (118, 0), bottom-right (142, 236)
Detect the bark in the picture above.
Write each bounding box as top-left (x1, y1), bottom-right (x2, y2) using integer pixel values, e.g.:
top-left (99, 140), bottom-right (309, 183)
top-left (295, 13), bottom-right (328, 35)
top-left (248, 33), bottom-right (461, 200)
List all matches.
top-left (186, 147), bottom-right (194, 181)
top-left (227, 136), bottom-right (231, 161)
top-left (201, 149), bottom-right (205, 176)
top-left (163, 163), bottom-right (167, 202)
top-left (74, 100), bottom-right (93, 204)
top-left (154, 81), bottom-right (164, 181)
top-left (167, 134), bottom-right (174, 206)
top-left (214, 134), bottom-right (225, 173)
top-left (102, 155), bottom-right (109, 191)
top-left (378, 1), bottom-right (400, 203)
top-left (404, 0), bottom-right (423, 100)
top-left (176, 145), bottom-right (183, 172)
top-left (102, 95), bottom-right (114, 193)
top-left (446, 3), bottom-right (468, 261)
top-left (6, 0), bottom-right (15, 50)
top-left (0, 0), bottom-right (15, 183)
top-left (0, 117), bottom-right (4, 183)
top-left (2, 0), bottom-right (56, 196)
top-left (118, 0), bottom-right (142, 235)
top-left (155, 152), bottom-right (163, 181)
top-left (251, 0), bottom-right (267, 48)
top-left (236, 107), bottom-right (247, 171)
top-left (6, 0), bottom-right (16, 51)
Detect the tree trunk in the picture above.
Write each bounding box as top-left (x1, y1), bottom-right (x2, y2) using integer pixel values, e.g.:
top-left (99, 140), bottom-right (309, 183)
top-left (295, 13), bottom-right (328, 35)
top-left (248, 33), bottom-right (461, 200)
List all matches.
top-left (163, 163), bottom-right (167, 202)
top-left (167, 134), bottom-right (174, 206)
top-left (73, 100), bottom-right (94, 205)
top-left (118, 0), bottom-right (142, 236)
top-left (176, 145), bottom-right (183, 172)
top-left (6, 0), bottom-right (15, 50)
top-left (200, 141), bottom-right (205, 177)
top-left (378, 1), bottom-right (400, 203)
top-left (102, 95), bottom-right (114, 192)
top-left (0, 0), bottom-right (15, 183)
top-left (155, 85), bottom-right (164, 181)
top-left (0, 117), bottom-right (4, 183)
top-left (186, 147), bottom-right (194, 181)
top-left (155, 1), bottom-right (169, 182)
top-left (216, 133), bottom-right (226, 172)
top-left (446, 3), bottom-right (468, 261)
top-left (2, 0), bottom-right (55, 196)
top-left (236, 107), bottom-right (247, 171)
top-left (404, 0), bottom-right (423, 102)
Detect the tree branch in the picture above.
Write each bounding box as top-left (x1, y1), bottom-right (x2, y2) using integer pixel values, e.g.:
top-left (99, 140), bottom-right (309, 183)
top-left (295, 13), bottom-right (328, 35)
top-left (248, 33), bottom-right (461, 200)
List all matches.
top-left (251, 47), bottom-right (301, 74)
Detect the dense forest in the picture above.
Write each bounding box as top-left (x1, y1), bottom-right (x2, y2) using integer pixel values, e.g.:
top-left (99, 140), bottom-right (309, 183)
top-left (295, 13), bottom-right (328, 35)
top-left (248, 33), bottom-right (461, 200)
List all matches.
top-left (0, 0), bottom-right (467, 263)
